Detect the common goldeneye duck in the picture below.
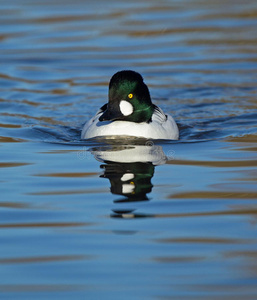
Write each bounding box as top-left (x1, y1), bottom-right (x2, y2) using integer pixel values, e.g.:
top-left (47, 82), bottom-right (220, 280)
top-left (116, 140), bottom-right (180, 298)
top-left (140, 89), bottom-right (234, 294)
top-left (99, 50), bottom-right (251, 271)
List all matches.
top-left (81, 70), bottom-right (179, 140)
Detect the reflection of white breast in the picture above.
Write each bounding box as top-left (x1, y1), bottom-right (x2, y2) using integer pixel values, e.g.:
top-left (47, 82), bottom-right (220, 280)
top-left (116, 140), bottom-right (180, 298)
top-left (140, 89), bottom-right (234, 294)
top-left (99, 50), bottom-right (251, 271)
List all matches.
top-left (91, 144), bottom-right (166, 165)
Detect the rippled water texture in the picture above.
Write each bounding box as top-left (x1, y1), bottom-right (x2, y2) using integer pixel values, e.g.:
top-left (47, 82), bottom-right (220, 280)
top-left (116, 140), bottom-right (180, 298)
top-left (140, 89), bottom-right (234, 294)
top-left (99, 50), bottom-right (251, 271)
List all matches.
top-left (1, 1), bottom-right (257, 299)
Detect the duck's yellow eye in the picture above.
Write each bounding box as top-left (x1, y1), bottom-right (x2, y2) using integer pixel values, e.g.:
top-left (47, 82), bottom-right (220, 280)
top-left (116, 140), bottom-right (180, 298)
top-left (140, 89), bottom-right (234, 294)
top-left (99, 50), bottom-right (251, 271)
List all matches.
top-left (128, 93), bottom-right (133, 99)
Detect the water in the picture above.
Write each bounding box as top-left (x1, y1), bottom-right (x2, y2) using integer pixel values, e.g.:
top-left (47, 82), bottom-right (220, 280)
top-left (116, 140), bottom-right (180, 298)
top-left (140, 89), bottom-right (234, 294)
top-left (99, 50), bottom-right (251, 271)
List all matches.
top-left (1, 0), bottom-right (257, 299)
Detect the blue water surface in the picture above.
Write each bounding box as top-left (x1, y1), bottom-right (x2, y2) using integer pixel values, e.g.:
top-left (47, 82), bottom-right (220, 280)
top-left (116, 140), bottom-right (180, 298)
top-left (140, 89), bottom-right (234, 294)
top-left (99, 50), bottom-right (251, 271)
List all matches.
top-left (0, 1), bottom-right (257, 299)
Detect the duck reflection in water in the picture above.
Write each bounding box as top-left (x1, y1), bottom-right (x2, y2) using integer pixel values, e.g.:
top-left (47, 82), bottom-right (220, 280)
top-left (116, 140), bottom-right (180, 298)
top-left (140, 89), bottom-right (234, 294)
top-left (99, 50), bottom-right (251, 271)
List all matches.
top-left (101, 162), bottom-right (154, 202)
top-left (89, 140), bottom-right (167, 218)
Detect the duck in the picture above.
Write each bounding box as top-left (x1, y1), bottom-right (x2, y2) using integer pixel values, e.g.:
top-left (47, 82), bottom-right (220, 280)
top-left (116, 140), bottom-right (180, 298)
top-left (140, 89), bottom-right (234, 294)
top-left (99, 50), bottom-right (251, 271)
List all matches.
top-left (81, 70), bottom-right (179, 140)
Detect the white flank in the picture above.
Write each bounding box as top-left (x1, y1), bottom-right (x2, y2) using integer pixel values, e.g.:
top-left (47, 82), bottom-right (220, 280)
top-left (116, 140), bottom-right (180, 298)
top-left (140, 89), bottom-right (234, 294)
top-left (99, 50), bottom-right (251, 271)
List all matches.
top-left (119, 100), bottom-right (133, 116)
top-left (121, 173), bottom-right (134, 182)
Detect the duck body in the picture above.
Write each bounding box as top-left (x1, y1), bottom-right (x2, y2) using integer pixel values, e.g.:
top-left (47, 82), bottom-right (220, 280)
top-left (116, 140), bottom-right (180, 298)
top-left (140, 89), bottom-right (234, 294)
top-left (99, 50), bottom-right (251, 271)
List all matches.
top-left (82, 104), bottom-right (179, 140)
top-left (81, 70), bottom-right (179, 140)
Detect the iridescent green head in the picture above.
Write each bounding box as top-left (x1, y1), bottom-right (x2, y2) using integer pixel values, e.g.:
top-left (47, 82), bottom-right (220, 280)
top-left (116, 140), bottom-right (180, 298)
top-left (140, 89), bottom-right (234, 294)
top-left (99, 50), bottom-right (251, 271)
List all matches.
top-left (99, 70), bottom-right (154, 123)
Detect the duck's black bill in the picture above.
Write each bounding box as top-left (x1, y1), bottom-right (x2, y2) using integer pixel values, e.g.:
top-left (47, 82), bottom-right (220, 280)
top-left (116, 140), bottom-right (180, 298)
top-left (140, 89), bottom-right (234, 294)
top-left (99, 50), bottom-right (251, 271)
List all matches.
top-left (99, 109), bottom-right (122, 122)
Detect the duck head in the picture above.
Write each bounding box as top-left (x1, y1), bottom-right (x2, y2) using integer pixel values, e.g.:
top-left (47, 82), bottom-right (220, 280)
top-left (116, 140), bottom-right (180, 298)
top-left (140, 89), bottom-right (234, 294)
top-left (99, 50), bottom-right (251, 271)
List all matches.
top-left (99, 70), bottom-right (154, 123)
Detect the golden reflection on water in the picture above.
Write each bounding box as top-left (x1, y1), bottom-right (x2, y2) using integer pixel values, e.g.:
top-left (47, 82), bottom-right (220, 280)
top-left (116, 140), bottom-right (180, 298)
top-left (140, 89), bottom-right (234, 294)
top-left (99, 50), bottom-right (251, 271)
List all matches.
top-left (153, 256), bottom-right (204, 263)
top-left (169, 191), bottom-right (257, 199)
top-left (27, 188), bottom-right (107, 196)
top-left (0, 202), bottom-right (29, 209)
top-left (0, 136), bottom-right (26, 143)
top-left (35, 172), bottom-right (98, 177)
top-left (228, 135), bottom-right (257, 143)
top-left (156, 237), bottom-right (252, 244)
top-left (0, 255), bottom-right (89, 264)
top-left (0, 222), bottom-right (90, 228)
top-left (167, 159), bottom-right (257, 168)
top-left (0, 162), bottom-right (31, 168)
top-left (0, 123), bottom-right (21, 129)
top-left (1, 113), bottom-right (67, 126)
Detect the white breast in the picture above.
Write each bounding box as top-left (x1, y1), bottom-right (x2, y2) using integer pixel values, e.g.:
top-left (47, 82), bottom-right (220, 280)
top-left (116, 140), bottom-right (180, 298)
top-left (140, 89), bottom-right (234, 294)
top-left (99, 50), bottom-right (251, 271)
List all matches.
top-left (81, 106), bottom-right (179, 140)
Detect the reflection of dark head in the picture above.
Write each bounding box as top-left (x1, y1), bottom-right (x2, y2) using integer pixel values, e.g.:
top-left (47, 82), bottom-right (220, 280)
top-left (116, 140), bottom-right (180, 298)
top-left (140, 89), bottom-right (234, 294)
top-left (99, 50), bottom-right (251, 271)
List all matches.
top-left (100, 162), bottom-right (155, 202)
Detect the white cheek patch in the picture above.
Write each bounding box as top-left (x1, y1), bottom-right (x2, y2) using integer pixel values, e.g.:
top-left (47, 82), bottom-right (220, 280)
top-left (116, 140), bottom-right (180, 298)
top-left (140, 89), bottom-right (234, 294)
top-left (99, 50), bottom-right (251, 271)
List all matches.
top-left (119, 100), bottom-right (133, 116)
top-left (121, 173), bottom-right (134, 182)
